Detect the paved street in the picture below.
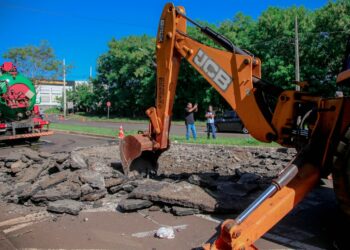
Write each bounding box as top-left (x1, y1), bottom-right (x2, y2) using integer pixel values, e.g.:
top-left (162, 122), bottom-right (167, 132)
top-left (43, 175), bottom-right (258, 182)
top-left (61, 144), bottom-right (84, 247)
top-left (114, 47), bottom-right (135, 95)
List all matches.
top-left (0, 132), bottom-right (115, 155)
top-left (0, 132), bottom-right (346, 249)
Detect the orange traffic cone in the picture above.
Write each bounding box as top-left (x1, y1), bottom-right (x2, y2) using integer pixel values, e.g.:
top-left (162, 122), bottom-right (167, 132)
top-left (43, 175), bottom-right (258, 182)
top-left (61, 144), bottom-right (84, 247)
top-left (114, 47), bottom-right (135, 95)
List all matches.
top-left (118, 125), bottom-right (125, 139)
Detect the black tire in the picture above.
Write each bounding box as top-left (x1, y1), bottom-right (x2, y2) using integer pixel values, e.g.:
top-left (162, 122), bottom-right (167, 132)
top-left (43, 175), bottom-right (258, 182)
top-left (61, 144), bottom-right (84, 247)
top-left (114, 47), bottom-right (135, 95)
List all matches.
top-left (333, 127), bottom-right (350, 217)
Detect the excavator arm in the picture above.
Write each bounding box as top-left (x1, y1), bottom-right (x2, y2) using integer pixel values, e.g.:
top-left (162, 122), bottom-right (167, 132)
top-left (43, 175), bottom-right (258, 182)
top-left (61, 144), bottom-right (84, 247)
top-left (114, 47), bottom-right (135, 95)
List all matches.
top-left (120, 4), bottom-right (278, 175)
top-left (120, 3), bottom-right (350, 249)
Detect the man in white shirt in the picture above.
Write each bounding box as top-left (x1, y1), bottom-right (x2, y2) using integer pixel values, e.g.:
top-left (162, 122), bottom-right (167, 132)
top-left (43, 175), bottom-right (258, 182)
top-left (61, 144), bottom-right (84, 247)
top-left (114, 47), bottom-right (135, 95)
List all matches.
top-left (205, 105), bottom-right (216, 139)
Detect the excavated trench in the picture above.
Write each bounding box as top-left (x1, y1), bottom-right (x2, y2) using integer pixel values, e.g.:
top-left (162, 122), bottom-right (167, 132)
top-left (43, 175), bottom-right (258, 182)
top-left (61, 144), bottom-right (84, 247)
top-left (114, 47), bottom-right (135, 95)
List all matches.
top-left (0, 142), bottom-right (296, 216)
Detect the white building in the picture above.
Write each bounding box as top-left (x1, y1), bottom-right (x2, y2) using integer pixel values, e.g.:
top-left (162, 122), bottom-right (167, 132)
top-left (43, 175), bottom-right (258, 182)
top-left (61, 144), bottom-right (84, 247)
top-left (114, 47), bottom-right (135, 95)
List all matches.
top-left (35, 79), bottom-right (88, 109)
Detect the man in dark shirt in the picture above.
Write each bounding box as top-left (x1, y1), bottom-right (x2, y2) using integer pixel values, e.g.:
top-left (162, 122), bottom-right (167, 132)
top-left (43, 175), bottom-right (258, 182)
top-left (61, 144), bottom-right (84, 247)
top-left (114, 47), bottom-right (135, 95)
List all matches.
top-left (185, 102), bottom-right (198, 140)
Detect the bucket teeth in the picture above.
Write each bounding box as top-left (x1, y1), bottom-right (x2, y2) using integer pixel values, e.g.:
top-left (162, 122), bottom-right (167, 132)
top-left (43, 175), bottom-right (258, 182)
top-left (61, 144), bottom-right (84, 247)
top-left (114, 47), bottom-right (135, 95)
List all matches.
top-left (119, 134), bottom-right (158, 177)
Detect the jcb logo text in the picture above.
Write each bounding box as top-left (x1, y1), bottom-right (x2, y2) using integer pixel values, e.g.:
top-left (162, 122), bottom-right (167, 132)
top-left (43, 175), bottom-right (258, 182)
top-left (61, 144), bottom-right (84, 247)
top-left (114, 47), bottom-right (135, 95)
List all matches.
top-left (193, 49), bottom-right (232, 91)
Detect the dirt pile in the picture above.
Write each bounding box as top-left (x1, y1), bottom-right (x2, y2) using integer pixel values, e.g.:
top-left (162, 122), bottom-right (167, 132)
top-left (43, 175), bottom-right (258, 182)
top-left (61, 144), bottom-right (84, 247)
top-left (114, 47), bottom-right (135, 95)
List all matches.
top-left (0, 143), bottom-right (295, 216)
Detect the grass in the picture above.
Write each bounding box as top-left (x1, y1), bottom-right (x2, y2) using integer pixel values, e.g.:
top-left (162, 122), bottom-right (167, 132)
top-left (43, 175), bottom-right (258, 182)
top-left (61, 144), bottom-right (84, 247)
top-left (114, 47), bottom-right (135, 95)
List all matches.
top-left (58, 112), bottom-right (207, 126)
top-left (171, 135), bottom-right (277, 147)
top-left (50, 123), bottom-right (277, 147)
top-left (70, 113), bottom-right (150, 123)
top-left (44, 108), bottom-right (62, 114)
top-left (50, 123), bottom-right (136, 137)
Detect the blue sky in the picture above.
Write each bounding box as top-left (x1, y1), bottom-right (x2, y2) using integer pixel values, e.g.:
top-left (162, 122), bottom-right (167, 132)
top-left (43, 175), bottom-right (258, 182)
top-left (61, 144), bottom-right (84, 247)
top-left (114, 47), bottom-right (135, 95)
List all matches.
top-left (1, 0), bottom-right (327, 80)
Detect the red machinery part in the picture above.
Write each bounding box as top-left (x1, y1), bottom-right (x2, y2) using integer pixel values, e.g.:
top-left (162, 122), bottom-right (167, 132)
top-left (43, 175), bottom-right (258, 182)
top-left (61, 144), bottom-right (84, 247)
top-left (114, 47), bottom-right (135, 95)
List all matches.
top-left (2, 84), bottom-right (32, 109)
top-left (33, 117), bottom-right (49, 128)
top-left (33, 105), bottom-right (40, 115)
top-left (1, 62), bottom-right (16, 73)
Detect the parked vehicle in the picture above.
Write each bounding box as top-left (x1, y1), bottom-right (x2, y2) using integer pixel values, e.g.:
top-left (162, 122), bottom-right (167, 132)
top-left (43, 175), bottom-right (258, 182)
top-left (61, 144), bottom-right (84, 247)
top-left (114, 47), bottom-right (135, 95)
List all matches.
top-left (0, 62), bottom-right (52, 142)
top-left (214, 110), bottom-right (248, 133)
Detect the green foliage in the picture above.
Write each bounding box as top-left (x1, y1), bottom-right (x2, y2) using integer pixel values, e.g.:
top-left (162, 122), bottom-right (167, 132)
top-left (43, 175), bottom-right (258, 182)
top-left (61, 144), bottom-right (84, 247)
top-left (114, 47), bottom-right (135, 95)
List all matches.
top-left (54, 84), bottom-right (94, 112)
top-left (50, 123), bottom-right (136, 137)
top-left (301, 0), bottom-right (350, 94)
top-left (69, 84), bottom-right (95, 112)
top-left (43, 107), bottom-right (61, 114)
top-left (171, 135), bottom-right (277, 147)
top-left (93, 35), bottom-right (156, 117)
top-left (92, 0), bottom-right (350, 119)
top-left (251, 6), bottom-right (311, 89)
top-left (2, 40), bottom-right (73, 81)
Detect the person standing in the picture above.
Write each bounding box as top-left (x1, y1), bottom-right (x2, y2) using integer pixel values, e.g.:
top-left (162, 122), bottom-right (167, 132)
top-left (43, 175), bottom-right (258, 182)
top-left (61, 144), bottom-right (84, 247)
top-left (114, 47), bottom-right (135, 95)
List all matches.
top-left (205, 105), bottom-right (216, 139)
top-left (185, 102), bottom-right (198, 140)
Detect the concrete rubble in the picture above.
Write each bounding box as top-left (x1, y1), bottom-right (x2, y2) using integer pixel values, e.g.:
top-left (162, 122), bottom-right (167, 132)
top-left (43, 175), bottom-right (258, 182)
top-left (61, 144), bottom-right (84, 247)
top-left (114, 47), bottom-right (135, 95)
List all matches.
top-left (0, 144), bottom-right (295, 216)
top-left (47, 199), bottom-right (82, 215)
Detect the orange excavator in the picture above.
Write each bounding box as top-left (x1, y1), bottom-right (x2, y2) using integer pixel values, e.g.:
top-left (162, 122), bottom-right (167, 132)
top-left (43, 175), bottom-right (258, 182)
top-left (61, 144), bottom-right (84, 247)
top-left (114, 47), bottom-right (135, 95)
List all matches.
top-left (120, 3), bottom-right (350, 249)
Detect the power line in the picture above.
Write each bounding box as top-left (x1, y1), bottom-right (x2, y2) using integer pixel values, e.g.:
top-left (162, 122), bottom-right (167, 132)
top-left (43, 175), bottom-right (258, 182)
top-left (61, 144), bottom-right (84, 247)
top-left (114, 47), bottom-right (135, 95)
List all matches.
top-left (247, 29), bottom-right (350, 47)
top-left (299, 29), bottom-right (350, 35)
top-left (2, 3), bottom-right (153, 30)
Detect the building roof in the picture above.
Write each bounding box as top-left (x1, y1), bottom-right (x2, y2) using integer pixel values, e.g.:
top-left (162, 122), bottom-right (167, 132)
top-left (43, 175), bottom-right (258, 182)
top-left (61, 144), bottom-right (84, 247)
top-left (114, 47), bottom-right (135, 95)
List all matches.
top-left (36, 79), bottom-right (75, 87)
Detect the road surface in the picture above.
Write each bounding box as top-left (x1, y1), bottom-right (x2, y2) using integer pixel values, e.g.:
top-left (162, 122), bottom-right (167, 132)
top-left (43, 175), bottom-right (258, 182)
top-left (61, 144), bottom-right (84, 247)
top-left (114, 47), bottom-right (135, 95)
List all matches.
top-left (0, 132), bottom-right (347, 249)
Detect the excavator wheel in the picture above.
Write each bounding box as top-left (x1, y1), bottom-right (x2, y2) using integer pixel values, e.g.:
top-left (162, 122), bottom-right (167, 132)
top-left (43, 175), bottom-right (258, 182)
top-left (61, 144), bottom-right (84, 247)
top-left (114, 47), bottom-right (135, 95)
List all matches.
top-left (333, 126), bottom-right (350, 217)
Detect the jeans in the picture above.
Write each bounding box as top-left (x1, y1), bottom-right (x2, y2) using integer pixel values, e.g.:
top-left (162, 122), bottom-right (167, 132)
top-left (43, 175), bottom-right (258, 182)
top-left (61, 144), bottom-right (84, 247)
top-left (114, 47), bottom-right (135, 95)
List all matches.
top-left (207, 123), bottom-right (216, 139)
top-left (186, 123), bottom-right (197, 140)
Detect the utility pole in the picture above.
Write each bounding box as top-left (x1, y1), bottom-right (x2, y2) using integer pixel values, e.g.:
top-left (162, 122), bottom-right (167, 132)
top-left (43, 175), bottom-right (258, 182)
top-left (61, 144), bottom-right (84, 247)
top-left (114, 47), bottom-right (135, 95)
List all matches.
top-left (63, 59), bottom-right (67, 118)
top-left (89, 66), bottom-right (93, 92)
top-left (295, 16), bottom-right (300, 91)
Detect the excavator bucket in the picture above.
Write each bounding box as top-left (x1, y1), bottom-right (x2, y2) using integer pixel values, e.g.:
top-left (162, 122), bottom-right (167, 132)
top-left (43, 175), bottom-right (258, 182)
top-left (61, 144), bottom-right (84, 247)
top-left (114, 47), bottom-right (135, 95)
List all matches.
top-left (119, 134), bottom-right (159, 177)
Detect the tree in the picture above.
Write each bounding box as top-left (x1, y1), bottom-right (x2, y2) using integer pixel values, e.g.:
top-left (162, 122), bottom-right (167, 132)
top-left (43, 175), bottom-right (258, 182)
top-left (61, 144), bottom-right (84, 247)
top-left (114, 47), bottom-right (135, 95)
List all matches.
top-left (250, 6), bottom-right (313, 90)
top-left (93, 35), bottom-right (156, 117)
top-left (2, 40), bottom-right (72, 82)
top-left (93, 0), bottom-right (350, 119)
top-left (249, 0), bottom-right (350, 95)
top-left (69, 84), bottom-right (95, 112)
top-left (300, 0), bottom-right (350, 94)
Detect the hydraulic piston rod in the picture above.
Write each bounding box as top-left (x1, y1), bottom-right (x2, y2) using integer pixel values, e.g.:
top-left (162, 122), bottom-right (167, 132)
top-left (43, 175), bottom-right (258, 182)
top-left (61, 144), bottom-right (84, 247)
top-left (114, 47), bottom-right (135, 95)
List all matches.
top-left (205, 160), bottom-right (319, 250)
top-left (235, 162), bottom-right (299, 225)
top-left (175, 7), bottom-right (249, 56)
